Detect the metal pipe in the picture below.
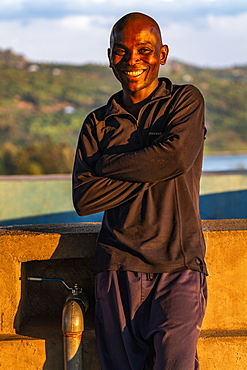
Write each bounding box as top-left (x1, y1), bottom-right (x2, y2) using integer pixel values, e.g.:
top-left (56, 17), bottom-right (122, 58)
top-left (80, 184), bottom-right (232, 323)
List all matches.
top-left (62, 284), bottom-right (89, 370)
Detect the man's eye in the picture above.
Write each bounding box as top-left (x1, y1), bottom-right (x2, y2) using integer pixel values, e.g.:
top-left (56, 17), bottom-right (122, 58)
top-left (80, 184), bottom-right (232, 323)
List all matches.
top-left (139, 48), bottom-right (152, 54)
top-left (113, 49), bottom-right (125, 56)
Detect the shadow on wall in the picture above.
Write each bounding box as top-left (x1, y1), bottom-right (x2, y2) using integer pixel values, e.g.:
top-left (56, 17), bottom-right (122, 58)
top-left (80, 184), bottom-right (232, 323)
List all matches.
top-left (200, 190), bottom-right (247, 219)
top-left (14, 233), bottom-right (99, 370)
top-left (0, 211), bottom-right (104, 225)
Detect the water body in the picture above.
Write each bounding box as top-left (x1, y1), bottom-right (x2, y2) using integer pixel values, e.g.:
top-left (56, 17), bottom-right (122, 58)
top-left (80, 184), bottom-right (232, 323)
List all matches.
top-left (203, 154), bottom-right (247, 172)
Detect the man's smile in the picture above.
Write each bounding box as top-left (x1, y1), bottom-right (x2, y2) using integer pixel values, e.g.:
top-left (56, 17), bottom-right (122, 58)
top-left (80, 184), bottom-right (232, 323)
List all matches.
top-left (123, 70), bottom-right (146, 77)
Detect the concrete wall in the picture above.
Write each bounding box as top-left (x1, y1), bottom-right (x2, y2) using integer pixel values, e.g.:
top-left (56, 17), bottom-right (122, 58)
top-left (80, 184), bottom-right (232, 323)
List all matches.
top-left (0, 220), bottom-right (247, 369)
top-left (1, 171), bottom-right (247, 225)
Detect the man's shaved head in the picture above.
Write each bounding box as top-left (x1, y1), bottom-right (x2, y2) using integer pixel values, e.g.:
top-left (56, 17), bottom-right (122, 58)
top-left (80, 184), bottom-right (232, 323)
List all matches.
top-left (108, 12), bottom-right (168, 104)
top-left (110, 12), bottom-right (163, 48)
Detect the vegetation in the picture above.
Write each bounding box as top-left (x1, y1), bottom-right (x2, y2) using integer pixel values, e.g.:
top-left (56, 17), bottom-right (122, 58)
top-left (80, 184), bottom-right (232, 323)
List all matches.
top-left (0, 48), bottom-right (247, 175)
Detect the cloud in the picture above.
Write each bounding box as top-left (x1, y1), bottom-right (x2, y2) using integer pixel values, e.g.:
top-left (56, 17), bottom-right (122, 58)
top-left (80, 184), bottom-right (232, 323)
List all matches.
top-left (0, 16), bottom-right (111, 64)
top-left (1, 0), bottom-right (247, 27)
top-left (162, 11), bottom-right (247, 67)
top-left (1, 0), bottom-right (247, 67)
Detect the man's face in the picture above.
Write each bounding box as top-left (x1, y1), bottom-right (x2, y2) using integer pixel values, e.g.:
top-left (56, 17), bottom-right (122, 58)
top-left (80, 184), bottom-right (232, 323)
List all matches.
top-left (108, 20), bottom-right (168, 97)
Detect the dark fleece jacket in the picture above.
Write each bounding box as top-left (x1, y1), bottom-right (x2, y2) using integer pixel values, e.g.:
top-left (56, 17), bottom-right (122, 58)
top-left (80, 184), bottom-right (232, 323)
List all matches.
top-left (73, 78), bottom-right (208, 275)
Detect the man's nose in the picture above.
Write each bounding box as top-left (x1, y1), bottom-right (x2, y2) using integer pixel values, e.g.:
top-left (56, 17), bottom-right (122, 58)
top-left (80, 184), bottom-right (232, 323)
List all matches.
top-left (126, 50), bottom-right (140, 65)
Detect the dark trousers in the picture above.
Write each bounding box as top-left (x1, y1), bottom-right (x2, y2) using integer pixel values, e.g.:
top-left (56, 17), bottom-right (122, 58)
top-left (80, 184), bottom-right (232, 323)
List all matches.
top-left (95, 270), bottom-right (207, 370)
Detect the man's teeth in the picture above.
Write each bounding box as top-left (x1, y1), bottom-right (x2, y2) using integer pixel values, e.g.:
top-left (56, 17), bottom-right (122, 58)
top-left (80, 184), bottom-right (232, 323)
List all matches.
top-left (124, 70), bottom-right (144, 76)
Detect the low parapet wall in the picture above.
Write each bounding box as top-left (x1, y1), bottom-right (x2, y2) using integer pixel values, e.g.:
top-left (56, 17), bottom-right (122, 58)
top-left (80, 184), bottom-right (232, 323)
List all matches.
top-left (0, 220), bottom-right (247, 369)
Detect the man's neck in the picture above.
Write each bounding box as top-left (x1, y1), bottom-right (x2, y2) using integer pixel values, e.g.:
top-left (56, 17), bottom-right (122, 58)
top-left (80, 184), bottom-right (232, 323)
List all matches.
top-left (122, 82), bottom-right (160, 118)
top-left (122, 96), bottom-right (150, 119)
top-left (122, 84), bottom-right (156, 106)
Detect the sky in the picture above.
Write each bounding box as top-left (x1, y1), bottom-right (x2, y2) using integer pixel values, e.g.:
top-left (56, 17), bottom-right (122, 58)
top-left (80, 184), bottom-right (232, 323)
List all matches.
top-left (1, 0), bottom-right (247, 68)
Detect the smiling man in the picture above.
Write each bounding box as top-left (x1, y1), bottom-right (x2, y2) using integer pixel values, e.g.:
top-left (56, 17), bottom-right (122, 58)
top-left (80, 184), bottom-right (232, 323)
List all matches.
top-left (73, 12), bottom-right (207, 370)
top-left (108, 14), bottom-right (168, 108)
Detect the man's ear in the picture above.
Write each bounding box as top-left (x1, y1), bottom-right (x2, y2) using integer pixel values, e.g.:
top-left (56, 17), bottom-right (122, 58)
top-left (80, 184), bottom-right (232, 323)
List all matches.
top-left (160, 45), bottom-right (169, 66)
top-left (107, 48), bottom-right (112, 68)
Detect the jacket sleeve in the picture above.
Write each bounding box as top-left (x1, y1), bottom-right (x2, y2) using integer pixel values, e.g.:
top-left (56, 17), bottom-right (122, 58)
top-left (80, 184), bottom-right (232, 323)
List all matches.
top-left (95, 85), bottom-right (206, 183)
top-left (72, 116), bottom-right (153, 216)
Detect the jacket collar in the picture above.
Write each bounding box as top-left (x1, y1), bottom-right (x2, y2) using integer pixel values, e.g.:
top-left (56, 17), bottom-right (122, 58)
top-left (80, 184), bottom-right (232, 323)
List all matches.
top-left (104, 77), bottom-right (173, 119)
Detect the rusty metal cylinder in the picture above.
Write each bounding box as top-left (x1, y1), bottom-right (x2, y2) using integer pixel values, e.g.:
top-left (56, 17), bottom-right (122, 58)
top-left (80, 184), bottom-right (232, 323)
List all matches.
top-left (62, 290), bottom-right (89, 370)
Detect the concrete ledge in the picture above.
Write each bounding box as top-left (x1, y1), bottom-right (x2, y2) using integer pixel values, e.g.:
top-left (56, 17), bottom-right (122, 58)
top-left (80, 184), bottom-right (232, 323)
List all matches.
top-left (0, 220), bottom-right (247, 369)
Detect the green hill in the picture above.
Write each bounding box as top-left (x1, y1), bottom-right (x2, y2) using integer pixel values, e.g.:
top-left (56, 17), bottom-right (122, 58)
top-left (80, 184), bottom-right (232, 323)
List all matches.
top-left (0, 48), bottom-right (247, 175)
